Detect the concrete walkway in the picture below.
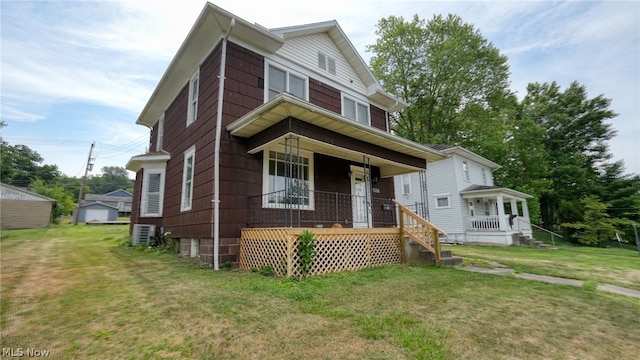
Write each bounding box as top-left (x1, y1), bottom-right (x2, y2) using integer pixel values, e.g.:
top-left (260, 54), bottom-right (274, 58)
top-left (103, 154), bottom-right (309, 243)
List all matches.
top-left (460, 264), bottom-right (640, 299)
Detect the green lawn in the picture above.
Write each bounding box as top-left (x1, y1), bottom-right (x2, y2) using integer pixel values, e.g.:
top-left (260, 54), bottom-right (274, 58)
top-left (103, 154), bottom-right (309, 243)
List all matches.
top-left (447, 242), bottom-right (640, 291)
top-left (1, 224), bottom-right (639, 359)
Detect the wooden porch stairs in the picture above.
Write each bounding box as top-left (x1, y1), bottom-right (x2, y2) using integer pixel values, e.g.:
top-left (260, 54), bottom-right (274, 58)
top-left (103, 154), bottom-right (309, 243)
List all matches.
top-left (394, 200), bottom-right (462, 267)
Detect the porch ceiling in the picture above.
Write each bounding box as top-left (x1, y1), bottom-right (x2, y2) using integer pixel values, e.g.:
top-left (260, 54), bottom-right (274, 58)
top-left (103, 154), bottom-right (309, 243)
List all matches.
top-left (226, 93), bottom-right (446, 175)
top-left (252, 132), bottom-right (421, 177)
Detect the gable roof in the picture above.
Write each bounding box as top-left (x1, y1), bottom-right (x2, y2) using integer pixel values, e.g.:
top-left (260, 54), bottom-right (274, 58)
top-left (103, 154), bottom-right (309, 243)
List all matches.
top-left (137, 2), bottom-right (405, 127)
top-left (79, 201), bottom-right (119, 210)
top-left (269, 21), bottom-right (407, 112)
top-left (0, 183), bottom-right (55, 202)
top-left (429, 145), bottom-right (501, 169)
top-left (103, 189), bottom-right (133, 198)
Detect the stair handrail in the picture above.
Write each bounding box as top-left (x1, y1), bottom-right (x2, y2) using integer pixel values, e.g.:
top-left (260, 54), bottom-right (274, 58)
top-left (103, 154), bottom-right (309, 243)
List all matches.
top-left (517, 218), bottom-right (563, 248)
top-left (393, 199), bottom-right (447, 265)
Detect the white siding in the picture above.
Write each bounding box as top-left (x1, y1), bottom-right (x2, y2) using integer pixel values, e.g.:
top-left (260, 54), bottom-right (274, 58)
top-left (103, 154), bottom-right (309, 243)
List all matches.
top-left (426, 158), bottom-right (466, 236)
top-left (274, 33), bottom-right (367, 95)
top-left (393, 172), bottom-right (422, 205)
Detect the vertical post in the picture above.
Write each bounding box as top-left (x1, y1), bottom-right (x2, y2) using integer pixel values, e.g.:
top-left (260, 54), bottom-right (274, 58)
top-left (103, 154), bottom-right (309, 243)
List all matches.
top-left (398, 205), bottom-right (406, 264)
top-left (632, 223), bottom-right (640, 255)
top-left (433, 229), bottom-right (441, 266)
top-left (73, 142), bottom-right (95, 225)
top-left (496, 194), bottom-right (507, 231)
top-left (334, 192), bottom-right (339, 224)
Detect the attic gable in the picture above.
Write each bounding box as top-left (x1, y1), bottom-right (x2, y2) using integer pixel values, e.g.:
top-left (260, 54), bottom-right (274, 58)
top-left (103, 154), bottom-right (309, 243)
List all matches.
top-left (269, 21), bottom-right (406, 111)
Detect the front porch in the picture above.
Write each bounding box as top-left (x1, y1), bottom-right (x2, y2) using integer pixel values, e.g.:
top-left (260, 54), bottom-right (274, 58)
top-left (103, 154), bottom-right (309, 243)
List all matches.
top-left (239, 201), bottom-right (448, 277)
top-left (461, 185), bottom-right (533, 245)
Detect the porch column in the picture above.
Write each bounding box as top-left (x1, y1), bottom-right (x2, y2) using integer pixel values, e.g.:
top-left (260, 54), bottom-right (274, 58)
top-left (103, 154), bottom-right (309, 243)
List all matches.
top-left (510, 198), bottom-right (518, 215)
top-left (522, 200), bottom-right (530, 221)
top-left (497, 194), bottom-right (507, 231)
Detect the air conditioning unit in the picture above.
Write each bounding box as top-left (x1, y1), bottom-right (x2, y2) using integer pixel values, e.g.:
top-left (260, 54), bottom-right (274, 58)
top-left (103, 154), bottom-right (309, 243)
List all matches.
top-left (132, 224), bottom-right (155, 246)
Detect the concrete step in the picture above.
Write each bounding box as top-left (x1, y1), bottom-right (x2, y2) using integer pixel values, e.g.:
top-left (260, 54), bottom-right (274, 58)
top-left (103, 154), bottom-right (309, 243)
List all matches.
top-left (440, 256), bottom-right (463, 267)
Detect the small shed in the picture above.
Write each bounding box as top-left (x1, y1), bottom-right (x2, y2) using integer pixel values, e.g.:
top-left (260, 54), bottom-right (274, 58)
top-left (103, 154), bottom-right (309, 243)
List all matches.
top-left (74, 202), bottom-right (119, 223)
top-left (0, 183), bottom-right (55, 230)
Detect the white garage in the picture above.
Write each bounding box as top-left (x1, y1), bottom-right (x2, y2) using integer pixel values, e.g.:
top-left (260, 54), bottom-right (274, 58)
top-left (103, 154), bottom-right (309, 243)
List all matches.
top-left (85, 208), bottom-right (110, 222)
top-left (75, 202), bottom-right (118, 223)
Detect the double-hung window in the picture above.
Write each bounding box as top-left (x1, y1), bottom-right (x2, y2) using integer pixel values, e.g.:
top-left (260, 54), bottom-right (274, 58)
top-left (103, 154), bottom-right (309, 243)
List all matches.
top-left (181, 146), bottom-right (195, 211)
top-left (141, 167), bottom-right (165, 217)
top-left (266, 63), bottom-right (307, 101)
top-left (263, 149), bottom-right (314, 209)
top-left (342, 95), bottom-right (369, 125)
top-left (401, 174), bottom-right (412, 195)
top-left (462, 161), bottom-right (470, 182)
top-left (187, 69), bottom-right (199, 126)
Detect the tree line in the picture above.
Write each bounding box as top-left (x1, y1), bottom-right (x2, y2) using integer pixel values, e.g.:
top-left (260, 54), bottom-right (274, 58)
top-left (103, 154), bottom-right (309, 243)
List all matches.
top-left (1, 123), bottom-right (133, 221)
top-left (368, 14), bottom-right (640, 246)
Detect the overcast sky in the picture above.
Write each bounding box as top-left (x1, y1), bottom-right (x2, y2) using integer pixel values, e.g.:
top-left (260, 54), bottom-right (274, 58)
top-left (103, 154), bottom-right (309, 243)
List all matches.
top-left (1, 0), bottom-right (638, 178)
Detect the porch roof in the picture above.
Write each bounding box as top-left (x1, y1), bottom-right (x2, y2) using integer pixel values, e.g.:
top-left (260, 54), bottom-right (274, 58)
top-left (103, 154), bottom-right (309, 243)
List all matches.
top-left (227, 93), bottom-right (446, 176)
top-left (460, 185), bottom-right (533, 201)
top-left (126, 151), bottom-right (171, 172)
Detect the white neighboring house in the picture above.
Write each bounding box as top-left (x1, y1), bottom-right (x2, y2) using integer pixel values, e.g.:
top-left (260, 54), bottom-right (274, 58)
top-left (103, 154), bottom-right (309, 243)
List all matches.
top-left (394, 145), bottom-right (533, 245)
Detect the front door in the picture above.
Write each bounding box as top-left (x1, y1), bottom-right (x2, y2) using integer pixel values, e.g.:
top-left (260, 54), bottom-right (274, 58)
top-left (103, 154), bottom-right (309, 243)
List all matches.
top-left (350, 167), bottom-right (372, 228)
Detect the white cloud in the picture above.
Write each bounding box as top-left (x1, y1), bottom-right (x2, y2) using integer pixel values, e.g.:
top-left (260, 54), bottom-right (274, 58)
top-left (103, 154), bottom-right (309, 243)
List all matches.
top-left (1, 0), bottom-right (638, 175)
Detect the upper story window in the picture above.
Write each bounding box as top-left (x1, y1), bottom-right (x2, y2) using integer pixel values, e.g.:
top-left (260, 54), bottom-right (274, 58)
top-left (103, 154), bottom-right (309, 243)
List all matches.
top-left (266, 63), bottom-right (307, 101)
top-left (181, 146), bottom-right (196, 212)
top-left (481, 168), bottom-right (487, 185)
top-left (318, 52), bottom-right (336, 75)
top-left (342, 95), bottom-right (369, 125)
top-left (262, 149), bottom-right (314, 210)
top-left (187, 69), bottom-right (199, 126)
top-left (462, 161), bottom-right (470, 182)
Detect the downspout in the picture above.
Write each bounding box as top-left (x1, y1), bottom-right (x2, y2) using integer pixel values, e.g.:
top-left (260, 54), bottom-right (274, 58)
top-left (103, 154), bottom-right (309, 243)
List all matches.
top-left (213, 18), bottom-right (235, 270)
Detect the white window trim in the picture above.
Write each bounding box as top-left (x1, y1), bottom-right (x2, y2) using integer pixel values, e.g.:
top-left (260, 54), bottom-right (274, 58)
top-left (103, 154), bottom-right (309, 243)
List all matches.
top-left (341, 94), bottom-right (370, 126)
top-left (262, 147), bottom-right (315, 210)
top-left (141, 166), bottom-right (166, 217)
top-left (462, 160), bottom-right (470, 182)
top-left (187, 68), bottom-right (199, 126)
top-left (318, 52), bottom-right (336, 75)
top-left (264, 61), bottom-right (309, 102)
top-left (181, 146), bottom-right (196, 212)
top-left (434, 193), bottom-right (451, 209)
top-left (401, 174), bottom-right (412, 195)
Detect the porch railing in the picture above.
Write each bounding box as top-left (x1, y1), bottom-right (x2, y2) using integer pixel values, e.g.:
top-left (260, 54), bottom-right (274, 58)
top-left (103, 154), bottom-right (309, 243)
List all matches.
top-left (394, 200), bottom-right (445, 265)
top-left (247, 190), bottom-right (396, 228)
top-left (466, 215), bottom-right (526, 231)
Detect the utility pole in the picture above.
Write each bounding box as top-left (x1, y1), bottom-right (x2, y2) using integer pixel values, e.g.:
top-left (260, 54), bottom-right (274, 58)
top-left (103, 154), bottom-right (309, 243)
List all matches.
top-left (73, 142), bottom-right (95, 225)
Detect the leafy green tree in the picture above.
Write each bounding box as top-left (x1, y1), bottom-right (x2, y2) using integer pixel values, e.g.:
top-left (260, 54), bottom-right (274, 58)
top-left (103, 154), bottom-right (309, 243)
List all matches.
top-left (31, 179), bottom-right (76, 221)
top-left (520, 81), bottom-right (617, 228)
top-left (0, 143), bottom-right (62, 187)
top-left (562, 196), bottom-right (626, 246)
top-left (596, 161), bottom-right (640, 222)
top-left (367, 13), bottom-right (512, 146)
top-left (87, 166), bottom-right (133, 194)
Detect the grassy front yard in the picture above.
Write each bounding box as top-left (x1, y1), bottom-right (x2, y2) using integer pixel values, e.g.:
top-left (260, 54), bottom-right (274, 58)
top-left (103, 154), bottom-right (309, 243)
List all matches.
top-left (1, 224), bottom-right (639, 359)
